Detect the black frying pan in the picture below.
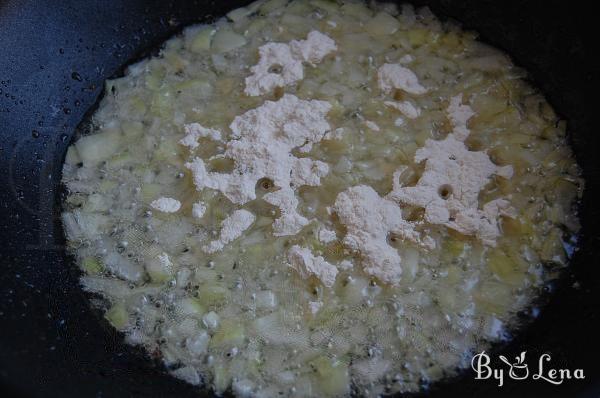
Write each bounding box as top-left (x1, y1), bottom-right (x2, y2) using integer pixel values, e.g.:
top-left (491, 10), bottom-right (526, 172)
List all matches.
top-left (1, 1), bottom-right (599, 397)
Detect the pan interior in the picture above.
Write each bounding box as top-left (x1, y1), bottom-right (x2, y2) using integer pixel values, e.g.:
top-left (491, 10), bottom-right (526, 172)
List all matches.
top-left (59, 0), bottom-right (582, 397)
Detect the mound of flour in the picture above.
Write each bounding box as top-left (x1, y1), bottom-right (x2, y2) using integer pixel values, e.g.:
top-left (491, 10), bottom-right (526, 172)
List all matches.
top-left (185, 94), bottom-right (332, 237)
top-left (150, 197), bottom-right (181, 213)
top-left (245, 31), bottom-right (337, 96)
top-left (287, 245), bottom-right (338, 287)
top-left (203, 209), bottom-right (256, 254)
top-left (333, 185), bottom-right (427, 284)
top-left (388, 94), bottom-right (515, 246)
top-left (377, 63), bottom-right (427, 95)
top-left (333, 94), bottom-right (514, 285)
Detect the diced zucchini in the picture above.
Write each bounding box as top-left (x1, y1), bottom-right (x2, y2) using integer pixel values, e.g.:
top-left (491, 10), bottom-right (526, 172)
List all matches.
top-left (546, 177), bottom-right (580, 206)
top-left (82, 193), bottom-right (110, 213)
top-left (105, 152), bottom-right (134, 170)
top-left (150, 89), bottom-right (174, 117)
top-left (164, 50), bottom-right (186, 72)
top-left (253, 312), bottom-right (310, 346)
top-left (211, 29), bottom-right (247, 53)
top-left (202, 311), bottom-right (220, 330)
top-left (99, 179), bottom-right (118, 193)
top-left (189, 27), bottom-right (215, 53)
top-left (444, 265), bottom-right (462, 285)
top-left (245, 18), bottom-right (268, 36)
top-left (197, 284), bottom-right (231, 307)
top-left (153, 138), bottom-right (179, 162)
top-left (414, 128), bottom-right (431, 146)
top-left (171, 366), bottom-right (201, 385)
top-left (75, 129), bottom-right (122, 167)
top-left (437, 287), bottom-right (461, 312)
top-left (338, 276), bottom-right (368, 306)
top-left (64, 145), bottom-right (80, 166)
top-left (141, 184), bottom-right (162, 204)
top-left (488, 247), bottom-right (526, 286)
top-left (209, 157), bottom-right (235, 173)
top-left (105, 303), bottom-right (129, 330)
top-left (144, 67), bottom-right (165, 91)
top-left (474, 281), bottom-right (512, 315)
top-left (177, 297), bottom-right (206, 317)
top-left (194, 267), bottom-right (219, 283)
top-left (439, 32), bottom-right (461, 49)
top-left (341, 3), bottom-right (372, 20)
top-left (103, 252), bottom-right (143, 282)
top-left (442, 238), bottom-right (466, 260)
top-left (540, 227), bottom-right (566, 265)
top-left (501, 217), bottom-right (533, 237)
top-left (311, 356), bottom-right (350, 396)
top-left (210, 320), bottom-right (245, 349)
top-left (280, 13), bottom-right (310, 35)
top-left (213, 364), bottom-right (231, 393)
top-left (127, 96), bottom-right (147, 115)
top-left (255, 290), bottom-right (277, 309)
top-left (81, 256), bottom-right (104, 275)
top-left (310, 0), bottom-right (339, 14)
top-left (73, 211), bottom-right (110, 239)
top-left (121, 121), bottom-right (144, 139)
top-left (227, 6), bottom-right (252, 22)
top-left (174, 78), bottom-right (213, 97)
top-left (471, 94), bottom-right (507, 120)
top-left (259, 0), bottom-right (288, 14)
top-left (488, 248), bottom-right (517, 280)
top-left (365, 12), bottom-right (400, 36)
top-left (211, 205), bottom-right (228, 224)
top-left (400, 247), bottom-right (419, 282)
top-left (407, 28), bottom-right (430, 48)
top-left (232, 379), bottom-right (254, 397)
top-left (145, 253), bottom-right (174, 283)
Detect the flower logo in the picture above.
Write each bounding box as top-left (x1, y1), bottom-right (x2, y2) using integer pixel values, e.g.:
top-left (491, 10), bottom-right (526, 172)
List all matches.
top-left (499, 351), bottom-right (529, 380)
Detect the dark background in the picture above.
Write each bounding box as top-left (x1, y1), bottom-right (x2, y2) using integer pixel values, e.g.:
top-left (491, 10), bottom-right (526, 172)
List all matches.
top-left (0, 0), bottom-right (598, 397)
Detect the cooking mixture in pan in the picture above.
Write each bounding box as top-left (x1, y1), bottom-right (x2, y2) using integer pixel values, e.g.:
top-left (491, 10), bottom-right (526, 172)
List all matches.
top-left (60, 0), bottom-right (583, 396)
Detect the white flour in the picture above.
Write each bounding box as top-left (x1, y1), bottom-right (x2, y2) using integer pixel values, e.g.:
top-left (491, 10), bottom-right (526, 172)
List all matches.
top-left (180, 123), bottom-right (222, 149)
top-left (318, 227), bottom-right (337, 244)
top-left (244, 42), bottom-right (302, 97)
top-left (308, 300), bottom-right (323, 314)
top-left (244, 31), bottom-right (336, 96)
top-left (399, 54), bottom-right (415, 64)
top-left (387, 94), bottom-right (514, 246)
top-left (290, 31), bottom-right (337, 65)
top-left (445, 94), bottom-right (475, 140)
top-left (364, 120), bottom-right (380, 131)
top-left (338, 260), bottom-right (354, 271)
top-left (330, 94), bottom-right (508, 283)
top-left (287, 245), bottom-right (338, 287)
top-left (185, 94), bottom-right (332, 237)
top-left (324, 127), bottom-right (345, 140)
top-left (157, 252), bottom-right (173, 270)
top-left (192, 202), bottom-right (207, 219)
top-left (150, 197), bottom-right (181, 213)
top-left (203, 209), bottom-right (255, 253)
top-left (333, 185), bottom-right (424, 284)
top-left (377, 63), bottom-right (427, 95)
top-left (263, 188), bottom-right (310, 236)
top-left (383, 100), bottom-right (421, 119)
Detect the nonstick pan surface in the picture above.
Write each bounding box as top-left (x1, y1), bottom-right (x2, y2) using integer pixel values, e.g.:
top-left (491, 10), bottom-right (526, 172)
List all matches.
top-left (0, 1), bottom-right (599, 397)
